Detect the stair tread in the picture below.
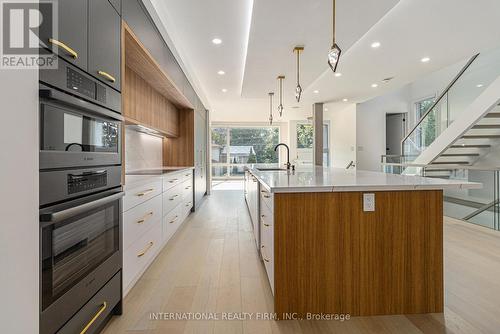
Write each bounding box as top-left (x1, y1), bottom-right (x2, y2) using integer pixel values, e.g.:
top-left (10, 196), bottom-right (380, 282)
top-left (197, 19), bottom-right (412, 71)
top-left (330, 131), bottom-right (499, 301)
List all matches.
top-left (431, 161), bottom-right (470, 165)
top-left (450, 144), bottom-right (491, 148)
top-left (462, 135), bottom-right (500, 139)
top-left (484, 113), bottom-right (500, 118)
top-left (472, 124), bottom-right (500, 129)
top-left (441, 153), bottom-right (480, 157)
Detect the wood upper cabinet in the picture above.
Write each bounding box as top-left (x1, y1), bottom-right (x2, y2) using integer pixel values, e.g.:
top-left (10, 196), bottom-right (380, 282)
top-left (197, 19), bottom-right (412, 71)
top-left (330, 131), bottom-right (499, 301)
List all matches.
top-left (39, 0), bottom-right (88, 70)
top-left (89, 0), bottom-right (121, 91)
top-left (124, 66), bottom-right (179, 137)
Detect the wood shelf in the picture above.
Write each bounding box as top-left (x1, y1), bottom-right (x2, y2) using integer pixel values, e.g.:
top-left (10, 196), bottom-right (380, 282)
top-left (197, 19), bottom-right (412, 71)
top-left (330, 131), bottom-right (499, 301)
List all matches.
top-left (123, 22), bottom-right (193, 110)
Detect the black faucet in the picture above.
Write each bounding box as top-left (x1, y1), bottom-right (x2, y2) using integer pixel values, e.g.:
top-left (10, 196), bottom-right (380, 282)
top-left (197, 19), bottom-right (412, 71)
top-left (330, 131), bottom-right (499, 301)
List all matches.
top-left (274, 143), bottom-right (292, 170)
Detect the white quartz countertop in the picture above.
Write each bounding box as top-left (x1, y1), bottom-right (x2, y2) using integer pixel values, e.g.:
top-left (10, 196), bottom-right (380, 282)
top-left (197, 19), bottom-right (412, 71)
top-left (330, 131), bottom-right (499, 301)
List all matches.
top-left (246, 165), bottom-right (482, 193)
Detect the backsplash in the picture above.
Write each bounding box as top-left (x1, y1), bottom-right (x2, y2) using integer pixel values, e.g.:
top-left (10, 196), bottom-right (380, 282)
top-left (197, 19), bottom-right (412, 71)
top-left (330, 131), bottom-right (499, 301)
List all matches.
top-left (125, 127), bottom-right (163, 171)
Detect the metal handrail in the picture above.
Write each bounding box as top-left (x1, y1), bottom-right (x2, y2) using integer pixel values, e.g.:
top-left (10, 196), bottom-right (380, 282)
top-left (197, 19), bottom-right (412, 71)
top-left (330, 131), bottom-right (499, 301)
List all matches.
top-left (381, 161), bottom-right (500, 171)
top-left (401, 53), bottom-right (480, 154)
top-left (463, 199), bottom-right (500, 220)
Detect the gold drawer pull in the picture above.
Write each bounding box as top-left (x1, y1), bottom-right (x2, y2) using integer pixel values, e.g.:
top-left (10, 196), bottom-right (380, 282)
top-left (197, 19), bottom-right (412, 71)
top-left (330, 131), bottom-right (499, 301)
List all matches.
top-left (262, 194), bottom-right (270, 198)
top-left (185, 202), bottom-right (191, 207)
top-left (185, 173), bottom-right (191, 177)
top-left (49, 38), bottom-right (78, 59)
top-left (137, 242), bottom-right (154, 257)
top-left (79, 301), bottom-right (107, 334)
top-left (263, 223), bottom-right (270, 227)
top-left (169, 194), bottom-right (179, 201)
top-left (261, 245), bottom-right (270, 263)
top-left (97, 70), bottom-right (116, 83)
top-left (169, 215), bottom-right (178, 224)
top-left (137, 211), bottom-right (153, 224)
top-left (185, 186), bottom-right (191, 189)
top-left (136, 188), bottom-right (154, 197)
top-left (168, 179), bottom-right (179, 183)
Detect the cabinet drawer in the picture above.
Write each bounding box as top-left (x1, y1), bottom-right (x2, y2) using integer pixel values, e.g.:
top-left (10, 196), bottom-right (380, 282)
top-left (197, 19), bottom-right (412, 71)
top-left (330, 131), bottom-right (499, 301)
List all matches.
top-left (260, 187), bottom-right (274, 211)
top-left (163, 171), bottom-right (187, 191)
top-left (123, 222), bottom-right (162, 291)
top-left (261, 243), bottom-right (274, 295)
top-left (123, 195), bottom-right (162, 249)
top-left (163, 204), bottom-right (181, 243)
top-left (124, 179), bottom-right (163, 212)
top-left (57, 272), bottom-right (121, 334)
top-left (181, 196), bottom-right (193, 218)
top-left (163, 183), bottom-right (184, 216)
top-left (182, 178), bottom-right (193, 200)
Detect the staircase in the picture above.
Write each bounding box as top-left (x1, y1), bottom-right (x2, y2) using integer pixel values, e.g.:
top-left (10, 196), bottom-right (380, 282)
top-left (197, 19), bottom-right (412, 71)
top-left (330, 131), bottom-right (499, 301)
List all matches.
top-left (401, 48), bottom-right (500, 177)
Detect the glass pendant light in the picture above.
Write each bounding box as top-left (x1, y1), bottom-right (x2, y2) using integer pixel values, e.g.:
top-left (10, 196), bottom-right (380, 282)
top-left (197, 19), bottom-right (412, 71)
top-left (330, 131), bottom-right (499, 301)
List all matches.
top-left (268, 92), bottom-right (274, 125)
top-left (293, 46), bottom-right (304, 102)
top-left (277, 75), bottom-right (285, 117)
top-left (327, 0), bottom-right (341, 73)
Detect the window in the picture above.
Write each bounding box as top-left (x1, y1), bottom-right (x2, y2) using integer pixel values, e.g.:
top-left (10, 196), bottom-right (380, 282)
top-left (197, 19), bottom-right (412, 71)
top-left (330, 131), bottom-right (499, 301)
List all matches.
top-left (294, 122), bottom-right (330, 166)
top-left (415, 97), bottom-right (437, 148)
top-left (211, 126), bottom-right (280, 179)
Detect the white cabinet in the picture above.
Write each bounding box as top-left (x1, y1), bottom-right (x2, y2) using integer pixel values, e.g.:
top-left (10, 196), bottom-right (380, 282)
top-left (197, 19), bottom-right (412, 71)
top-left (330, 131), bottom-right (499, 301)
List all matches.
top-left (260, 194), bottom-right (274, 294)
top-left (123, 168), bottom-right (194, 295)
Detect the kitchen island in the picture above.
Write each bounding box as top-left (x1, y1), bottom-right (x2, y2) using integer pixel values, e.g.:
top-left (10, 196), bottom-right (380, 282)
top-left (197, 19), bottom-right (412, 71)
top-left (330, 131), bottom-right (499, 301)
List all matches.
top-left (244, 165), bottom-right (480, 319)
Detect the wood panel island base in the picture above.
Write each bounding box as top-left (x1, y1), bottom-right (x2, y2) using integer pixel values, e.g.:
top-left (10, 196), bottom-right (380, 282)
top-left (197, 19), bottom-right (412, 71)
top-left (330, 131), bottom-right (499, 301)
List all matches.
top-left (245, 166), bottom-right (481, 320)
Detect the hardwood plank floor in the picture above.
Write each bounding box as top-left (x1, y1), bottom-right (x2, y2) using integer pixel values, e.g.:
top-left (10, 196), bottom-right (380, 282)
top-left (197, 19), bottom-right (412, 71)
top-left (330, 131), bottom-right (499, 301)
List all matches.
top-left (103, 185), bottom-right (500, 334)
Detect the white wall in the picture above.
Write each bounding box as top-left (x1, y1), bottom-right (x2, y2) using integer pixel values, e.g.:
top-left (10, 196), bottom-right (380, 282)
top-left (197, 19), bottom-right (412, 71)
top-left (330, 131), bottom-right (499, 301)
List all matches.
top-left (0, 70), bottom-right (39, 333)
top-left (355, 59), bottom-right (466, 171)
top-left (325, 104), bottom-right (357, 168)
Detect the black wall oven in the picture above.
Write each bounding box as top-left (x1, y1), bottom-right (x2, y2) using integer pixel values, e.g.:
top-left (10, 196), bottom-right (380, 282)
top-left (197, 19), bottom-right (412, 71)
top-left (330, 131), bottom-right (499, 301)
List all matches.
top-left (39, 61), bottom-right (123, 334)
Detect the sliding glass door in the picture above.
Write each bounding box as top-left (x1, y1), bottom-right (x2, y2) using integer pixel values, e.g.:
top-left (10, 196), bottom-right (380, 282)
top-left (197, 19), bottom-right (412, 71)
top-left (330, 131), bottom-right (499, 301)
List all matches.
top-left (211, 126), bottom-right (280, 179)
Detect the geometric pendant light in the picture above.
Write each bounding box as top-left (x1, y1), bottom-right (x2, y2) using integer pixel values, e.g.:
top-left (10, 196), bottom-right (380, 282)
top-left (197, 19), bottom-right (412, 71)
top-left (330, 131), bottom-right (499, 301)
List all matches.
top-left (293, 46), bottom-right (304, 102)
top-left (327, 0), bottom-right (341, 73)
top-left (277, 75), bottom-right (285, 117)
top-left (268, 92), bottom-right (274, 125)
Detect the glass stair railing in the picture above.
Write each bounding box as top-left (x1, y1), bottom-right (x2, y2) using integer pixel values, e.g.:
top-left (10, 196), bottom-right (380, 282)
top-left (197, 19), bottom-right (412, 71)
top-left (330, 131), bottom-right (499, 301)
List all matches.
top-left (401, 47), bottom-right (500, 164)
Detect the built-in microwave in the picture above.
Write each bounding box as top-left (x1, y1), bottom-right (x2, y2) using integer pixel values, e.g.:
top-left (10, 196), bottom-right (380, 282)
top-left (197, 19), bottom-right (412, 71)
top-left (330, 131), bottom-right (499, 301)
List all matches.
top-left (39, 85), bottom-right (123, 170)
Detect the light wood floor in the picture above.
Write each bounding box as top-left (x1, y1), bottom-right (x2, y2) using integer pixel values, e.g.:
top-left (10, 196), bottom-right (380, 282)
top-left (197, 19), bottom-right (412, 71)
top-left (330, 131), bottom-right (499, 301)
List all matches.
top-left (103, 185), bottom-right (500, 334)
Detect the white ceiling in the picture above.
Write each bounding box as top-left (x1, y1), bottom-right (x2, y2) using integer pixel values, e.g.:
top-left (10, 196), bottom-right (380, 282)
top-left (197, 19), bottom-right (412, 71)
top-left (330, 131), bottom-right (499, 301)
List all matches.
top-left (147, 0), bottom-right (500, 121)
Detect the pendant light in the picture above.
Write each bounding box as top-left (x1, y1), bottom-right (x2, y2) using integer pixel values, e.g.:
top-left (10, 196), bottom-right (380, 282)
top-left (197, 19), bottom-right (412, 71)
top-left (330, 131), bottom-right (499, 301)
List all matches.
top-left (327, 0), bottom-right (341, 73)
top-left (293, 46), bottom-right (304, 102)
top-left (268, 92), bottom-right (274, 125)
top-left (277, 75), bottom-right (285, 117)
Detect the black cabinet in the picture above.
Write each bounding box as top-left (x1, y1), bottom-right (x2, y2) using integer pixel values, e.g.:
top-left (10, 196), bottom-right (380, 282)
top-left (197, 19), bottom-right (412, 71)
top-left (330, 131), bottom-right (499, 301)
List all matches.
top-left (40, 0), bottom-right (88, 70)
top-left (89, 0), bottom-right (121, 91)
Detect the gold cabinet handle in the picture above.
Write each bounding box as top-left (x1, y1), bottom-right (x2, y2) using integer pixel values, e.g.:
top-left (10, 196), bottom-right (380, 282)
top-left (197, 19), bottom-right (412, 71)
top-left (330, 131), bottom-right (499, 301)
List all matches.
top-left (97, 70), bottom-right (116, 83)
top-left (169, 215), bottom-right (178, 224)
top-left (185, 186), bottom-right (191, 189)
top-left (262, 194), bottom-right (270, 198)
top-left (136, 188), bottom-right (154, 197)
top-left (263, 223), bottom-right (270, 227)
top-left (136, 211), bottom-right (153, 224)
top-left (261, 245), bottom-right (270, 263)
top-left (79, 301), bottom-right (107, 334)
top-left (49, 38), bottom-right (78, 59)
top-left (185, 202), bottom-right (191, 207)
top-left (169, 195), bottom-right (179, 201)
top-left (168, 178), bottom-right (179, 183)
top-left (185, 173), bottom-right (191, 177)
top-left (137, 242), bottom-right (154, 257)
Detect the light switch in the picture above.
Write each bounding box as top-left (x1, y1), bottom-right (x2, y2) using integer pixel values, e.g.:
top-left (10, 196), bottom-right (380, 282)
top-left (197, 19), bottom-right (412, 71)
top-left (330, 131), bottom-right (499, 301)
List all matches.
top-left (363, 193), bottom-right (375, 212)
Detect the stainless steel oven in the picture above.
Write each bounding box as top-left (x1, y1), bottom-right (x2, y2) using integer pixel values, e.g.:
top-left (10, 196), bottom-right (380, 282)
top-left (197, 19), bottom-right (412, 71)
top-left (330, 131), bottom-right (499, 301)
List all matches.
top-left (39, 62), bottom-right (124, 334)
top-left (39, 85), bottom-right (122, 170)
top-left (40, 189), bottom-right (123, 334)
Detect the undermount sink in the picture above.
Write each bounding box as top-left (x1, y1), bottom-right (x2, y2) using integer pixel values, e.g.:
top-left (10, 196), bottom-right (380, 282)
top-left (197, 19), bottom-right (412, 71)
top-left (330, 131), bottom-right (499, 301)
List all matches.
top-left (256, 167), bottom-right (287, 171)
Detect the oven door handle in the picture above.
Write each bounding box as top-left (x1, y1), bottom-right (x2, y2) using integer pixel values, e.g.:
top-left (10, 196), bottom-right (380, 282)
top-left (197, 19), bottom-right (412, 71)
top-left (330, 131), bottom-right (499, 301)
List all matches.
top-left (41, 192), bottom-right (124, 223)
top-left (39, 87), bottom-right (124, 122)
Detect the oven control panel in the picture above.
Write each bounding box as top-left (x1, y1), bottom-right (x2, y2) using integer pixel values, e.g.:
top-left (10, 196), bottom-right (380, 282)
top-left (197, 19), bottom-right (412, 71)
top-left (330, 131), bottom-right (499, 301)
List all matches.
top-left (66, 68), bottom-right (107, 104)
top-left (67, 171), bottom-right (107, 195)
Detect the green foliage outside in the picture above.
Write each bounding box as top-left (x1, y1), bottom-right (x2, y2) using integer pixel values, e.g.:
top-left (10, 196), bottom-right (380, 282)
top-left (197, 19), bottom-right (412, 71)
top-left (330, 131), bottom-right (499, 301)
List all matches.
top-left (297, 124), bottom-right (313, 149)
top-left (229, 128), bottom-right (279, 163)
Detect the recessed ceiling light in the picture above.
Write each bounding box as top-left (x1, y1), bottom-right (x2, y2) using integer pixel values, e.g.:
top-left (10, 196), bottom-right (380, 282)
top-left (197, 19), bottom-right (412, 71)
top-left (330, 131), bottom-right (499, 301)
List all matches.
top-left (342, 98), bottom-right (348, 102)
top-left (371, 83), bottom-right (378, 88)
top-left (212, 38), bottom-right (222, 45)
top-left (217, 70), bottom-right (225, 75)
top-left (421, 57), bottom-right (430, 63)
top-left (313, 90), bottom-right (319, 94)
top-left (371, 41), bottom-right (381, 48)
top-left (221, 88), bottom-right (227, 93)
top-left (476, 84), bottom-right (484, 88)
top-left (334, 72), bottom-right (342, 77)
